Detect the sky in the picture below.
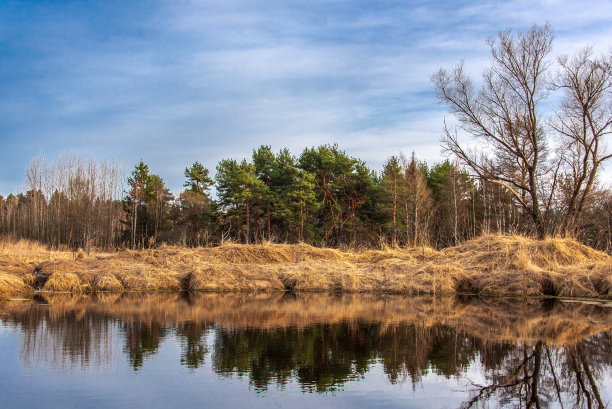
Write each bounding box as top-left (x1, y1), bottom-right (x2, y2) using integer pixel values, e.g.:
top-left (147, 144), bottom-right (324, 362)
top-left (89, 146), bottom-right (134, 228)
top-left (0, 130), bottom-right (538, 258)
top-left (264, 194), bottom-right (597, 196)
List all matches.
top-left (1, 0), bottom-right (612, 196)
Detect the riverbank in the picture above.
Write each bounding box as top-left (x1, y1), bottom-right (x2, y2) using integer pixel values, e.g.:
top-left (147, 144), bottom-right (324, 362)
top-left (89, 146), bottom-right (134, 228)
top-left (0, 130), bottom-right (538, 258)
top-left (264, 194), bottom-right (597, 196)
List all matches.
top-left (1, 234), bottom-right (611, 300)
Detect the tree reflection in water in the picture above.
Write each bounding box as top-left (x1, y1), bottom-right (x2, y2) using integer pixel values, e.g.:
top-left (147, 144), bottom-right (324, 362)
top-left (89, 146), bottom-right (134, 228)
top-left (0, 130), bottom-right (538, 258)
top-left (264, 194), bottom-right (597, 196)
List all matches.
top-left (461, 336), bottom-right (610, 409)
top-left (176, 321), bottom-right (211, 370)
top-left (0, 293), bottom-right (610, 407)
top-left (123, 321), bottom-right (167, 371)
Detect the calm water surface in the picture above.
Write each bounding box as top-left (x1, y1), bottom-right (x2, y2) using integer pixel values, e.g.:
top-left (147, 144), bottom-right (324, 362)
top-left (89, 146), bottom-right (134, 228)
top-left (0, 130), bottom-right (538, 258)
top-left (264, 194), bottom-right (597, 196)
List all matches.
top-left (0, 293), bottom-right (610, 408)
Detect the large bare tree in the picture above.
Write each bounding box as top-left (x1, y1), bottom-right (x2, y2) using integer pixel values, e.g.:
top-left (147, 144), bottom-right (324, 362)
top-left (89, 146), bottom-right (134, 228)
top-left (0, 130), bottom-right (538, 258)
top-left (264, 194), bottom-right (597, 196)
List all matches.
top-left (433, 24), bottom-right (612, 239)
top-left (554, 48), bottom-right (612, 236)
top-left (432, 24), bottom-right (555, 239)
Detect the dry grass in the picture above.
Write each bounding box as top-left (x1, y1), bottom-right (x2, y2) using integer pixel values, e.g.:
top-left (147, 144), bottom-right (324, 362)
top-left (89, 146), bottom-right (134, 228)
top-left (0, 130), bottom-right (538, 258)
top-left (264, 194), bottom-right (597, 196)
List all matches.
top-left (93, 274), bottom-right (124, 292)
top-left (443, 235), bottom-right (612, 297)
top-left (0, 273), bottom-right (32, 300)
top-left (42, 272), bottom-right (85, 293)
top-left (1, 235), bottom-right (611, 299)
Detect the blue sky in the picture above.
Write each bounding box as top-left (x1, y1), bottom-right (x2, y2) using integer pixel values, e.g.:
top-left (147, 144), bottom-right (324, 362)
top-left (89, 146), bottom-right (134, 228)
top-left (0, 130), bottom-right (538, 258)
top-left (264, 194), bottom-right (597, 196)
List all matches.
top-left (1, 0), bottom-right (612, 196)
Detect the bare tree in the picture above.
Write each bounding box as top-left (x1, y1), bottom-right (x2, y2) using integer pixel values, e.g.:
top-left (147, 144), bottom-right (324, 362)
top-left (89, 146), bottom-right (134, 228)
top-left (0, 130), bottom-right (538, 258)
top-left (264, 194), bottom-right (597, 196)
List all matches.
top-left (433, 25), bottom-right (555, 238)
top-left (25, 156), bottom-right (46, 239)
top-left (403, 152), bottom-right (433, 246)
top-left (8, 154), bottom-right (127, 250)
top-left (554, 48), bottom-right (612, 236)
top-left (433, 24), bottom-right (612, 240)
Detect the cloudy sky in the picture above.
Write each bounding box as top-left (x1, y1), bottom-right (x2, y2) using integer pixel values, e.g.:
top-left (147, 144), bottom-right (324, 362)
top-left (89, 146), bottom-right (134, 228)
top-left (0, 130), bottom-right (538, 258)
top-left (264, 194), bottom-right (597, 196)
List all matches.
top-left (1, 0), bottom-right (611, 195)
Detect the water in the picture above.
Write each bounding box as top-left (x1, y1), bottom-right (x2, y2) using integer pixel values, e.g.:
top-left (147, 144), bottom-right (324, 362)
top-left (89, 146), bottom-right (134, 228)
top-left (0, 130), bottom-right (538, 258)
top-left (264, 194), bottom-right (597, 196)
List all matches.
top-left (0, 293), bottom-right (610, 408)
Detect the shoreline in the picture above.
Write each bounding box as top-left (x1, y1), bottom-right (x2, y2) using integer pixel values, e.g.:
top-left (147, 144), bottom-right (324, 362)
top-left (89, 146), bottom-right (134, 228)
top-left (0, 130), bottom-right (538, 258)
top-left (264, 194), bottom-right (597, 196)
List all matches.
top-left (3, 292), bottom-right (611, 346)
top-left (2, 234), bottom-right (612, 301)
top-left (5, 291), bottom-right (612, 308)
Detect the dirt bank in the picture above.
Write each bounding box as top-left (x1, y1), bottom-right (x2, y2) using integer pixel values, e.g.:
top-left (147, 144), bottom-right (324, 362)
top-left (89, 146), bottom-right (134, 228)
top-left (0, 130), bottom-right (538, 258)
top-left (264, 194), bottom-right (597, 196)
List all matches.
top-left (1, 235), bottom-right (611, 299)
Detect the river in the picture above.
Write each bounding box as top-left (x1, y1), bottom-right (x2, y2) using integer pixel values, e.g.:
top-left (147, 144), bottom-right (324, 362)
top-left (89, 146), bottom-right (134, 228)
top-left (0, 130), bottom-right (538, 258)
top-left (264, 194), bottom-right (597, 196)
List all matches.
top-left (0, 293), bottom-right (610, 408)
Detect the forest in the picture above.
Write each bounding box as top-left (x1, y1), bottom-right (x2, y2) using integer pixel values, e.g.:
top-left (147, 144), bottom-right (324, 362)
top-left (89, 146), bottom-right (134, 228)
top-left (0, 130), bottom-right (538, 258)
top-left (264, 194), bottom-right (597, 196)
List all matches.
top-left (0, 143), bottom-right (611, 252)
top-left (1, 24), bottom-right (611, 253)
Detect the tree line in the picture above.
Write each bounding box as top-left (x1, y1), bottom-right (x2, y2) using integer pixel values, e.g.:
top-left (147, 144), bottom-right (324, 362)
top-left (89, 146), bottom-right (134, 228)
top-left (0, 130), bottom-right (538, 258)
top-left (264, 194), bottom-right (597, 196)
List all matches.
top-left (1, 142), bottom-right (611, 251)
top-left (1, 24), bottom-right (611, 251)
top-left (0, 154), bottom-right (125, 251)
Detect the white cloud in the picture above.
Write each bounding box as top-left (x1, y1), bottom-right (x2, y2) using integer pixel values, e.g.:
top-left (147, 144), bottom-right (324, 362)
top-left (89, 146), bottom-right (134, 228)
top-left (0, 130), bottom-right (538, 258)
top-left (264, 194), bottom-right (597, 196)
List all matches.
top-left (1, 0), bottom-right (612, 196)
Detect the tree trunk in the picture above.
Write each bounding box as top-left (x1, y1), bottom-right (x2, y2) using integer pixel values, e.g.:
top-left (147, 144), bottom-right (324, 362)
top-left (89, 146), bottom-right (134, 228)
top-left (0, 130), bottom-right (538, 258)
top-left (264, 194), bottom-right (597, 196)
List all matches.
top-left (267, 207), bottom-right (271, 240)
top-left (245, 199), bottom-right (250, 244)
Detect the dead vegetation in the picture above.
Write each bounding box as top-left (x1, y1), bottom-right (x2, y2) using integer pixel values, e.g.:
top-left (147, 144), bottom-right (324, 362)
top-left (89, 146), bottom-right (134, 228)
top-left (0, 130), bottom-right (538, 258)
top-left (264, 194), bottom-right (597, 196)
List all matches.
top-left (0, 273), bottom-right (32, 300)
top-left (0, 234), bottom-right (611, 299)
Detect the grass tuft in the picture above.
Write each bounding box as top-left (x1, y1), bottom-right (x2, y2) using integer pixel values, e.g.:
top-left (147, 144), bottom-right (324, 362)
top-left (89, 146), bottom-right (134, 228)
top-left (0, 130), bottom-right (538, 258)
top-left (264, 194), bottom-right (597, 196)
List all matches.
top-left (0, 273), bottom-right (32, 300)
top-left (94, 274), bottom-right (124, 292)
top-left (42, 272), bottom-right (84, 293)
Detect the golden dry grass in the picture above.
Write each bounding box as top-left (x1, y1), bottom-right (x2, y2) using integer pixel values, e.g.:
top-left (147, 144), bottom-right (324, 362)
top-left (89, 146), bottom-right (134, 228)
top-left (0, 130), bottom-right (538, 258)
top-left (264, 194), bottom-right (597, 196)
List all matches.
top-left (0, 234), bottom-right (611, 299)
top-left (42, 272), bottom-right (85, 293)
top-left (0, 273), bottom-right (32, 300)
top-left (93, 274), bottom-right (124, 292)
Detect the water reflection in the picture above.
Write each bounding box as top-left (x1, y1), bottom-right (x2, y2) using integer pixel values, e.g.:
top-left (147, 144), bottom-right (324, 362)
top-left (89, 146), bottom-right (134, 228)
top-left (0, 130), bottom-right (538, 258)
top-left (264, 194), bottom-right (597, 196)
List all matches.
top-left (461, 338), bottom-right (611, 409)
top-left (123, 321), bottom-right (167, 371)
top-left (1, 293), bottom-right (611, 408)
top-left (177, 322), bottom-right (210, 370)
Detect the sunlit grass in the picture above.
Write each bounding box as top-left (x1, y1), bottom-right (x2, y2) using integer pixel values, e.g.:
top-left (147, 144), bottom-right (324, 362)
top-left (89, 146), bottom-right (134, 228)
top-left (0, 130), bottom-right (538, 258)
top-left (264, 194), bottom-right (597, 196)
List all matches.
top-left (0, 234), bottom-right (611, 299)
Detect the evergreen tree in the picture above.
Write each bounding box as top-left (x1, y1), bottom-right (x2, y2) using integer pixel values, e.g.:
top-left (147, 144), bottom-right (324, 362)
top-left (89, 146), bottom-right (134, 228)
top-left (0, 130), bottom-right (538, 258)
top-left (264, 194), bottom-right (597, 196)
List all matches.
top-left (177, 162), bottom-right (214, 246)
top-left (299, 144), bottom-right (373, 245)
top-left (184, 161), bottom-right (214, 195)
top-left (380, 156), bottom-right (404, 246)
top-left (270, 149), bottom-right (319, 242)
top-left (252, 146), bottom-right (276, 240)
top-left (123, 160), bottom-right (172, 248)
top-left (215, 158), bottom-right (266, 243)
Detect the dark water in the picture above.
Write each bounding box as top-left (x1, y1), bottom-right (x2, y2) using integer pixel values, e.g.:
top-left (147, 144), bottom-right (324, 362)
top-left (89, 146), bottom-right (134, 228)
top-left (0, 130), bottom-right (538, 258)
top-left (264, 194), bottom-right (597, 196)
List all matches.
top-left (0, 293), bottom-right (611, 409)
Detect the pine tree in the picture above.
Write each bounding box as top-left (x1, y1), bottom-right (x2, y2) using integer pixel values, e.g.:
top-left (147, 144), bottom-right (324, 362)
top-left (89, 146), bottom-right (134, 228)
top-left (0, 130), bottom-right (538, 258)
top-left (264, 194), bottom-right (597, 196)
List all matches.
top-left (123, 161), bottom-right (172, 248)
top-left (252, 146), bottom-right (276, 240)
top-left (216, 158), bottom-right (266, 243)
top-left (178, 162), bottom-right (214, 246)
top-left (184, 161), bottom-right (214, 195)
top-left (299, 144), bottom-right (373, 245)
top-left (381, 156), bottom-right (404, 246)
